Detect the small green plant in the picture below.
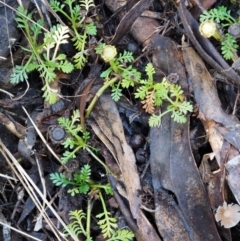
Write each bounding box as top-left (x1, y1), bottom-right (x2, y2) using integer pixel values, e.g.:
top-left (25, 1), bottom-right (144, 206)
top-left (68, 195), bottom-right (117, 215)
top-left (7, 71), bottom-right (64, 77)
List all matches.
top-left (11, 0), bottom-right (96, 104)
top-left (50, 164), bottom-right (134, 241)
top-left (199, 6), bottom-right (239, 61)
top-left (50, 0), bottom-right (97, 69)
top-left (85, 44), bottom-right (142, 117)
top-left (96, 44), bottom-right (141, 101)
top-left (135, 63), bottom-right (193, 127)
top-left (58, 109), bottom-right (90, 164)
top-left (10, 6), bottom-right (74, 104)
top-left (58, 110), bottom-right (110, 173)
top-left (86, 45), bottom-right (192, 126)
top-left (199, 6), bottom-right (237, 27)
top-left (50, 164), bottom-right (112, 196)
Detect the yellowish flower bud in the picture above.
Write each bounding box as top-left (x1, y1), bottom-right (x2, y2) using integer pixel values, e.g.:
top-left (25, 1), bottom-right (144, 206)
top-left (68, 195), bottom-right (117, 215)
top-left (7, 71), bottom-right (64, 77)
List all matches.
top-left (199, 20), bottom-right (222, 41)
top-left (101, 45), bottom-right (117, 62)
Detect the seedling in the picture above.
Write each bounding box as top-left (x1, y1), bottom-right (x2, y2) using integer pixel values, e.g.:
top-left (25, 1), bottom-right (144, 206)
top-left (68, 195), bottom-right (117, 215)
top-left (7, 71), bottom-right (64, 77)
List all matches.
top-left (86, 44), bottom-right (192, 127)
top-left (11, 0), bottom-right (96, 104)
top-left (50, 0), bottom-right (97, 69)
top-left (199, 6), bottom-right (240, 61)
top-left (10, 6), bottom-right (74, 104)
top-left (135, 63), bottom-right (193, 127)
top-left (199, 6), bottom-right (237, 27)
top-left (57, 110), bottom-right (110, 173)
top-left (50, 164), bottom-right (134, 240)
top-left (50, 164), bottom-right (112, 196)
top-left (85, 44), bottom-right (142, 116)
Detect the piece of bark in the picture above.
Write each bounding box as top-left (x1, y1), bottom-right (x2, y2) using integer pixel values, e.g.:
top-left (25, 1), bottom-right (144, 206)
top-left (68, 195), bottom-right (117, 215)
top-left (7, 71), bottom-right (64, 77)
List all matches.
top-left (110, 0), bottom-right (154, 44)
top-left (182, 40), bottom-right (236, 241)
top-left (215, 125), bottom-right (240, 151)
top-left (150, 35), bottom-right (221, 241)
top-left (189, 0), bottom-right (216, 18)
top-left (89, 94), bottom-right (160, 241)
top-left (226, 155), bottom-right (240, 205)
top-left (182, 40), bottom-right (239, 127)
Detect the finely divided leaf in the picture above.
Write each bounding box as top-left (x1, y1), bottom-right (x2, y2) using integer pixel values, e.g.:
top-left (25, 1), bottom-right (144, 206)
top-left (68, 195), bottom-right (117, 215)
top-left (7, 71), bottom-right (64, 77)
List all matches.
top-left (111, 87), bottom-right (122, 101)
top-left (51, 25), bottom-right (70, 45)
top-left (80, 0), bottom-right (95, 12)
top-left (107, 229), bottom-right (135, 241)
top-left (58, 60), bottom-right (74, 73)
top-left (50, 173), bottom-right (69, 187)
top-left (117, 51), bottom-right (134, 63)
top-left (96, 212), bottom-right (118, 238)
top-left (10, 65), bottom-right (28, 84)
top-left (86, 22), bottom-right (97, 35)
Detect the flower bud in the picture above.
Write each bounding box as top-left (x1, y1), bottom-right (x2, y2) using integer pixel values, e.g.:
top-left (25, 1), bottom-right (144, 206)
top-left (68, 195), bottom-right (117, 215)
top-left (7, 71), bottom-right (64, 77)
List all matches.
top-left (199, 20), bottom-right (222, 41)
top-left (101, 45), bottom-right (117, 62)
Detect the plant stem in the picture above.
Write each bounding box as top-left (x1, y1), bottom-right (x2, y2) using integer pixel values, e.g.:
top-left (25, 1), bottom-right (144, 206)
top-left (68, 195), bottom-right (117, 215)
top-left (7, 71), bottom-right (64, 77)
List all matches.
top-left (85, 76), bottom-right (119, 118)
top-left (99, 191), bottom-right (106, 213)
top-left (109, 59), bottom-right (119, 73)
top-left (86, 147), bottom-right (111, 174)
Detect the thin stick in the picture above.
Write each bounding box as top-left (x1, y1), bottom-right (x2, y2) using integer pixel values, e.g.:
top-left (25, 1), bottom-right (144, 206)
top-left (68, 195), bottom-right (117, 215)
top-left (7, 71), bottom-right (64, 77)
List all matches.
top-left (0, 221), bottom-right (42, 241)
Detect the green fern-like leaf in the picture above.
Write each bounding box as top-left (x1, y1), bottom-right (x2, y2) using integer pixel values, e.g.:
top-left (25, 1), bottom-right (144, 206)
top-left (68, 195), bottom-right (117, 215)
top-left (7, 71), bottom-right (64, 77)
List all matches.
top-left (78, 183), bottom-right (90, 194)
top-left (117, 51), bottom-right (134, 64)
top-left (100, 183), bottom-right (113, 195)
top-left (100, 67), bottom-right (112, 79)
top-left (148, 114), bottom-right (161, 127)
top-left (61, 150), bottom-right (77, 164)
top-left (74, 51), bottom-right (88, 69)
top-left (50, 0), bottom-right (65, 11)
top-left (170, 110), bottom-right (187, 123)
top-left (134, 85), bottom-right (149, 100)
top-left (72, 34), bottom-right (86, 51)
top-left (68, 187), bottom-right (81, 196)
top-left (154, 84), bottom-right (169, 105)
top-left (71, 5), bottom-right (81, 25)
top-left (96, 212), bottom-right (118, 238)
top-left (199, 6), bottom-right (235, 26)
top-left (106, 229), bottom-right (135, 241)
top-left (30, 19), bottom-right (44, 39)
top-left (57, 60), bottom-right (74, 73)
top-left (58, 112), bottom-right (89, 164)
top-left (65, 210), bottom-right (87, 237)
top-left (221, 34), bottom-right (238, 60)
top-left (80, 164), bottom-right (91, 181)
top-left (73, 164), bottom-right (91, 191)
top-left (145, 63), bottom-right (155, 83)
top-left (95, 43), bottom-right (107, 54)
top-left (27, 62), bottom-right (39, 72)
top-left (15, 6), bottom-right (32, 29)
top-left (120, 66), bottom-right (141, 88)
top-left (71, 109), bottom-right (81, 124)
top-left (111, 87), bottom-right (122, 101)
top-left (50, 173), bottom-right (70, 187)
top-left (38, 64), bottom-right (56, 83)
top-left (169, 85), bottom-right (183, 98)
top-left (85, 22), bottom-right (97, 35)
top-left (62, 138), bottom-right (75, 149)
top-left (10, 65), bottom-right (29, 84)
top-left (51, 164), bottom-right (92, 194)
top-left (176, 101), bottom-right (193, 114)
top-left (58, 111), bottom-right (84, 137)
top-left (41, 83), bottom-right (58, 104)
top-left (58, 116), bottom-right (72, 129)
